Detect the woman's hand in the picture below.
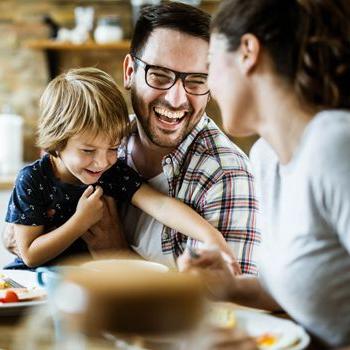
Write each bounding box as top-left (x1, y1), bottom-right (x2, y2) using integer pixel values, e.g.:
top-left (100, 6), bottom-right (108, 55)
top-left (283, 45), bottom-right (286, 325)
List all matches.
top-left (177, 248), bottom-right (238, 300)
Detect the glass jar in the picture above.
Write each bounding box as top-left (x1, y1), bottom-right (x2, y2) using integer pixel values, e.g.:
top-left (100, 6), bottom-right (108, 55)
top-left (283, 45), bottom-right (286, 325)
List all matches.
top-left (15, 263), bottom-right (207, 350)
top-left (94, 16), bottom-right (123, 44)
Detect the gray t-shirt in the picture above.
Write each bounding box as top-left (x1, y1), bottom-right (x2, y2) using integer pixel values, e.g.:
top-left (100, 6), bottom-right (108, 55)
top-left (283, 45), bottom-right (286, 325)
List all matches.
top-left (250, 110), bottom-right (350, 347)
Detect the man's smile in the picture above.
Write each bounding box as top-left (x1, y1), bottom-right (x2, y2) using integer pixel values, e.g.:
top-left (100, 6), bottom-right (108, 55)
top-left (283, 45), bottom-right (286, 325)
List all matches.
top-left (153, 106), bottom-right (188, 128)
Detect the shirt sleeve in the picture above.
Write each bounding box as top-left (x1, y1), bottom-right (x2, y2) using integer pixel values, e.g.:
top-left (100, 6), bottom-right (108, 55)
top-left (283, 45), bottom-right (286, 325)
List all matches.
top-left (5, 169), bottom-right (48, 226)
top-left (191, 169), bottom-right (261, 275)
top-left (318, 132), bottom-right (350, 254)
top-left (98, 160), bottom-right (143, 202)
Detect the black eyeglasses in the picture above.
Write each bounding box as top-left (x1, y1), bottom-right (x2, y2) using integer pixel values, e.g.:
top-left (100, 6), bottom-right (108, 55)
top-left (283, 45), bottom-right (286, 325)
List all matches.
top-left (133, 56), bottom-right (209, 96)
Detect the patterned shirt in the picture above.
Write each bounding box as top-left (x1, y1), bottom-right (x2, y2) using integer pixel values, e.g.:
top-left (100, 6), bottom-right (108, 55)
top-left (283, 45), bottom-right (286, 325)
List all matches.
top-left (5, 154), bottom-right (142, 268)
top-left (119, 115), bottom-right (261, 274)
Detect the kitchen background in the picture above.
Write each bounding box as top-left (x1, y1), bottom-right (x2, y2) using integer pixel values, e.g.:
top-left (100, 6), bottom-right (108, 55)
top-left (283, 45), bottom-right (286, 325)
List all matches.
top-left (0, 0), bottom-right (256, 265)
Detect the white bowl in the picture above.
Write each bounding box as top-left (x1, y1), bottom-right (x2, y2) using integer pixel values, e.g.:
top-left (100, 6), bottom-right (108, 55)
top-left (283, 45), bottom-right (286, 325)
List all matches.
top-left (82, 259), bottom-right (169, 273)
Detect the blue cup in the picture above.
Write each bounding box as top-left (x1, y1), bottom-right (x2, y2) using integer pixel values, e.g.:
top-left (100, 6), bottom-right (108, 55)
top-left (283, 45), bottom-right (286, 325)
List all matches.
top-left (36, 267), bottom-right (62, 293)
top-left (36, 267), bottom-right (63, 340)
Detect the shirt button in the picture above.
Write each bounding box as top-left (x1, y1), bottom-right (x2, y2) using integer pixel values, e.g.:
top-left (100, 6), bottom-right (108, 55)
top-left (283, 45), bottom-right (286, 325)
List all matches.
top-left (165, 157), bottom-right (171, 164)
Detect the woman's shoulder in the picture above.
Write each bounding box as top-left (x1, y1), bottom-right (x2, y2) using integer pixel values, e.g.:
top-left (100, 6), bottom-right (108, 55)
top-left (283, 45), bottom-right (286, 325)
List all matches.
top-left (306, 110), bottom-right (350, 159)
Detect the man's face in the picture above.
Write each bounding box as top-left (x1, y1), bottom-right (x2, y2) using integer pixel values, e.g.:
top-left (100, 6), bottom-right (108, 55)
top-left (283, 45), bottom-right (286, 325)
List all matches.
top-left (124, 28), bottom-right (210, 148)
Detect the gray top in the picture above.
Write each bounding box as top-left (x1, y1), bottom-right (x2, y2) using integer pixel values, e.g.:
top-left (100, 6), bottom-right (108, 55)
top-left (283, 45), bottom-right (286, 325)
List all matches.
top-left (250, 110), bottom-right (350, 347)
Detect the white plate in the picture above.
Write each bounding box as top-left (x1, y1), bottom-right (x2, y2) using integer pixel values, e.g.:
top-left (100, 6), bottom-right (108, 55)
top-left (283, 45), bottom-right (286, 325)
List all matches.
top-left (0, 269), bottom-right (47, 316)
top-left (209, 303), bottom-right (310, 350)
top-left (82, 259), bottom-right (169, 273)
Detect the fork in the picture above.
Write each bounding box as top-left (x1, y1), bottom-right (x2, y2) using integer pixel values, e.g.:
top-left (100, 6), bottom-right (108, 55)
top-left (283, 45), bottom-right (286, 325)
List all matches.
top-left (187, 246), bottom-right (201, 259)
top-left (1, 275), bottom-right (26, 289)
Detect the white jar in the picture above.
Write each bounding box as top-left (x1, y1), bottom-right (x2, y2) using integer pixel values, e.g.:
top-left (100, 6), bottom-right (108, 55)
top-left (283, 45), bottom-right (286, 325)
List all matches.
top-left (0, 113), bottom-right (23, 176)
top-left (94, 16), bottom-right (123, 44)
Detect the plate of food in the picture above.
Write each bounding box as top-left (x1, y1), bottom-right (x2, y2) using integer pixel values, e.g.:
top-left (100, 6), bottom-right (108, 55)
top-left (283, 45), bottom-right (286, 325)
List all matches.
top-left (0, 269), bottom-right (47, 316)
top-left (208, 303), bottom-right (310, 350)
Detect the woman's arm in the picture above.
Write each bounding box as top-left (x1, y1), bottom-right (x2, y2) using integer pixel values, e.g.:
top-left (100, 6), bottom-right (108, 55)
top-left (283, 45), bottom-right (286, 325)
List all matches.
top-left (15, 186), bottom-right (104, 267)
top-left (131, 184), bottom-right (239, 264)
top-left (178, 249), bottom-right (281, 311)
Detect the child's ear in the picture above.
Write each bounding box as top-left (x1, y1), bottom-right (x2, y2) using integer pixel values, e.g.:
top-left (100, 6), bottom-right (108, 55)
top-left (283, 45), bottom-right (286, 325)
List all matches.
top-left (123, 54), bottom-right (135, 90)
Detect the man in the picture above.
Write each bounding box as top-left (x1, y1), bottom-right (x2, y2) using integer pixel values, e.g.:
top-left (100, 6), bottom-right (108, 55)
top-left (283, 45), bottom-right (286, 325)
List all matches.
top-left (3, 3), bottom-right (260, 274)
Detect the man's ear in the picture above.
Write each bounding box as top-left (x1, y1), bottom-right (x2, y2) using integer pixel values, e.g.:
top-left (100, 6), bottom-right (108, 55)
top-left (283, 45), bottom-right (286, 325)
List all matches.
top-left (123, 54), bottom-right (135, 90)
top-left (238, 33), bottom-right (261, 75)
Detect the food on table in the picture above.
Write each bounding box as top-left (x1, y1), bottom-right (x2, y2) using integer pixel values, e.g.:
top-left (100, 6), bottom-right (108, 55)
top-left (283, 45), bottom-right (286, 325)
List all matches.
top-left (208, 305), bottom-right (236, 329)
top-left (255, 333), bottom-right (279, 348)
top-left (0, 279), bottom-right (10, 289)
top-left (0, 275), bottom-right (47, 304)
top-left (0, 290), bottom-right (20, 303)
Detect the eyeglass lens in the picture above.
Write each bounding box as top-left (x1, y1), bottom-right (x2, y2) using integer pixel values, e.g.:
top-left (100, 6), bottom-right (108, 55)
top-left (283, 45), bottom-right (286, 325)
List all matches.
top-left (146, 67), bottom-right (208, 95)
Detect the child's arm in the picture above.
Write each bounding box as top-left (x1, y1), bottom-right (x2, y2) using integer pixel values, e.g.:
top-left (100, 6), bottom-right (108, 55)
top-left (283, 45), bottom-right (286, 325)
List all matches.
top-left (15, 186), bottom-right (104, 267)
top-left (131, 183), bottom-right (238, 262)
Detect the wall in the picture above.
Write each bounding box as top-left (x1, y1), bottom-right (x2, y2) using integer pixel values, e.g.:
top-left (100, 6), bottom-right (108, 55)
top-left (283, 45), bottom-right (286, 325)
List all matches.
top-left (0, 0), bottom-right (255, 163)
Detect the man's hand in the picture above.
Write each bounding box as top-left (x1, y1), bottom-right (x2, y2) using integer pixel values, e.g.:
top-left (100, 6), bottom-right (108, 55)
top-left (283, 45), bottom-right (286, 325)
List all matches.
top-left (82, 196), bottom-right (129, 259)
top-left (2, 223), bottom-right (20, 257)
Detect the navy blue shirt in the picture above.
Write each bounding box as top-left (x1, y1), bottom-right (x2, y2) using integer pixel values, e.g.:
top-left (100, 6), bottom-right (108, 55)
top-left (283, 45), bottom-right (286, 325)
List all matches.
top-left (5, 154), bottom-right (142, 269)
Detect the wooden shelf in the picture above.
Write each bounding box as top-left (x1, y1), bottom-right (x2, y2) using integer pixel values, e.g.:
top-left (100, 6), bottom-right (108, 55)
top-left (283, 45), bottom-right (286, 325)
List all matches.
top-left (25, 39), bottom-right (131, 51)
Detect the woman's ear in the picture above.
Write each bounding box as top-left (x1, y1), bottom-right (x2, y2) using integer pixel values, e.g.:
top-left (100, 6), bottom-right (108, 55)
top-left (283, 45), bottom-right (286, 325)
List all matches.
top-left (239, 33), bottom-right (261, 75)
top-left (123, 54), bottom-right (135, 90)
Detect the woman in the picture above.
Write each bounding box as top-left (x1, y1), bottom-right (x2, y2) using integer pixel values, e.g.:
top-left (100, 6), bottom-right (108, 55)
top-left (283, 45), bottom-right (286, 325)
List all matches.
top-left (179, 0), bottom-right (350, 348)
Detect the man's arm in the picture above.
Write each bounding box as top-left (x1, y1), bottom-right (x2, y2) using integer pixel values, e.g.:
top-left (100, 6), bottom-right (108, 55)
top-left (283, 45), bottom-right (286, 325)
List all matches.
top-left (178, 249), bottom-right (280, 311)
top-left (81, 196), bottom-right (130, 259)
top-left (2, 223), bottom-right (20, 257)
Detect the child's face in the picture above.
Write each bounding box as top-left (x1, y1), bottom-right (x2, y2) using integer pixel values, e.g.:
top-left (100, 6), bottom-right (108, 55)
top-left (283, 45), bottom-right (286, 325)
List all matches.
top-left (56, 131), bottom-right (119, 185)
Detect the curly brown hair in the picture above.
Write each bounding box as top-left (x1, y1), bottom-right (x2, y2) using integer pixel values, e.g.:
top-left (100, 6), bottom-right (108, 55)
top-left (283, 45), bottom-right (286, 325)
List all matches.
top-left (211, 0), bottom-right (350, 110)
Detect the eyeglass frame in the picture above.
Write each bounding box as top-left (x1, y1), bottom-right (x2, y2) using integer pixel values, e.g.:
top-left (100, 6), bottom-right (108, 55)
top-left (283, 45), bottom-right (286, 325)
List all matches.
top-left (132, 56), bottom-right (210, 96)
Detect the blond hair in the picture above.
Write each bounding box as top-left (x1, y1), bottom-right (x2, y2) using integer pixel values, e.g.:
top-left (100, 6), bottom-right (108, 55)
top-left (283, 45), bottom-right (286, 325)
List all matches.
top-left (37, 67), bottom-right (130, 155)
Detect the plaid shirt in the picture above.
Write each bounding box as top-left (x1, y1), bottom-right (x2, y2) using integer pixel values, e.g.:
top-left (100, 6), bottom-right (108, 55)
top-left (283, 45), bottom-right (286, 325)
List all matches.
top-left (120, 115), bottom-right (260, 274)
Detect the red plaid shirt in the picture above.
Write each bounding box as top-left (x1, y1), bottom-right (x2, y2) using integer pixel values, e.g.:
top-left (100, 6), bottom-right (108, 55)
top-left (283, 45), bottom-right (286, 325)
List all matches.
top-left (120, 115), bottom-right (260, 274)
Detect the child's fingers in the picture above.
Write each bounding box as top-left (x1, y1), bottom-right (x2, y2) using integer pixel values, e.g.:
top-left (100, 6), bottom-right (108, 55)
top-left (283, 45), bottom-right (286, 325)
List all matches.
top-left (82, 185), bottom-right (94, 198)
top-left (89, 186), bottom-right (103, 200)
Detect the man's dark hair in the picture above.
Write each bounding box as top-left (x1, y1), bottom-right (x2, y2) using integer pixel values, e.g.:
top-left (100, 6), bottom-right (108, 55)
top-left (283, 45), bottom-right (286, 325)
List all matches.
top-left (130, 2), bottom-right (210, 57)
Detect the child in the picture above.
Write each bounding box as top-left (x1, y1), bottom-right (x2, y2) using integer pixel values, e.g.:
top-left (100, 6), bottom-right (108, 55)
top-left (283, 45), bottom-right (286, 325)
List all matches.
top-left (5, 67), bottom-right (238, 270)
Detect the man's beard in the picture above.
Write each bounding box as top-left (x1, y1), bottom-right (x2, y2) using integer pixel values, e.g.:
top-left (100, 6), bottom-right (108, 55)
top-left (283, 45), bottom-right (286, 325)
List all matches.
top-left (130, 86), bottom-right (199, 149)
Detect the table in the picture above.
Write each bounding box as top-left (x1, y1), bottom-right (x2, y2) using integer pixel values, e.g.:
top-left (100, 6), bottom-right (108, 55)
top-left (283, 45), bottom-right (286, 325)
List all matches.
top-left (0, 315), bottom-right (22, 350)
top-left (0, 306), bottom-right (325, 350)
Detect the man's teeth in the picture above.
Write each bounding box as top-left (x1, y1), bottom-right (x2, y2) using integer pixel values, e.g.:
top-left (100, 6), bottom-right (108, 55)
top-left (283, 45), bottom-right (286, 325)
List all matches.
top-left (154, 107), bottom-right (185, 119)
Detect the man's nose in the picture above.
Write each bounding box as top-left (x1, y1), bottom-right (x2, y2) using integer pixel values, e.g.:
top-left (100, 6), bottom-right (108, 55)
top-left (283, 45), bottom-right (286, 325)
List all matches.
top-left (163, 78), bottom-right (188, 108)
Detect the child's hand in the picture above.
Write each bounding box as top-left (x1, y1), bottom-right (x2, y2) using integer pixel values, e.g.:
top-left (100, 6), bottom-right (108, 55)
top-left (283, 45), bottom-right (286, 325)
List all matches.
top-left (75, 186), bottom-right (104, 231)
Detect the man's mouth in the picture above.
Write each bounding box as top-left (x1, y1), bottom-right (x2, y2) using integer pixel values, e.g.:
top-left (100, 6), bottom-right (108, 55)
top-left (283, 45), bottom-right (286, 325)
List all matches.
top-left (154, 107), bottom-right (187, 125)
